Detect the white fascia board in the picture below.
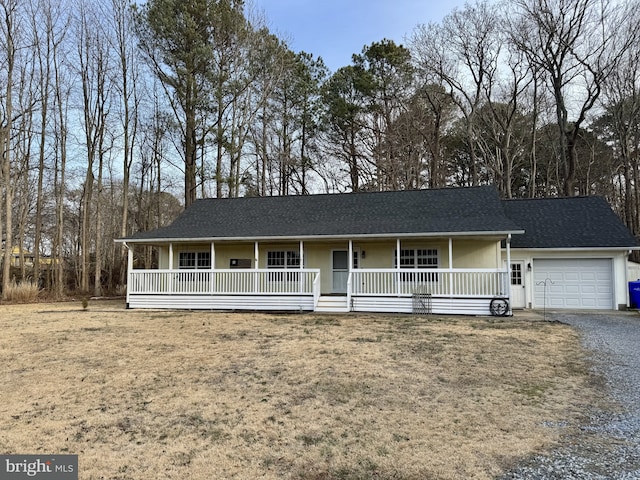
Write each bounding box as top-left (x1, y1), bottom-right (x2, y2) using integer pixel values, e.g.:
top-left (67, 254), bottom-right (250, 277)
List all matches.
top-left (506, 246), bottom-right (640, 252)
top-left (116, 229), bottom-right (525, 244)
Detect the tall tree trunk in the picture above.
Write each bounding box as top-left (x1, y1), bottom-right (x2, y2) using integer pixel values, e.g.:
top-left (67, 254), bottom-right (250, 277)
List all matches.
top-left (93, 147), bottom-right (104, 296)
top-left (53, 15), bottom-right (67, 298)
top-left (1, 0), bottom-right (16, 298)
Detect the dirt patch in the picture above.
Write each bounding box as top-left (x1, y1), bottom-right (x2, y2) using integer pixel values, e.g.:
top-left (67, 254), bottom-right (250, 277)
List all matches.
top-left (0, 301), bottom-right (603, 479)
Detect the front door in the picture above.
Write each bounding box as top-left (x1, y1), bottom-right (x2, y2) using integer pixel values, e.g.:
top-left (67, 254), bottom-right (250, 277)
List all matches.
top-left (332, 250), bottom-right (349, 293)
top-left (510, 261), bottom-right (526, 309)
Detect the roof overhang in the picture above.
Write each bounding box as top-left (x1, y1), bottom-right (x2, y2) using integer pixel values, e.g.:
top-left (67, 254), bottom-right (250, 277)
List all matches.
top-left (116, 229), bottom-right (525, 244)
top-left (505, 246), bottom-right (640, 252)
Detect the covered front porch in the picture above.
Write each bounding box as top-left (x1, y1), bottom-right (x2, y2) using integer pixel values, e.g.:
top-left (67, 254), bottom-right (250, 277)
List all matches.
top-left (123, 237), bottom-right (513, 316)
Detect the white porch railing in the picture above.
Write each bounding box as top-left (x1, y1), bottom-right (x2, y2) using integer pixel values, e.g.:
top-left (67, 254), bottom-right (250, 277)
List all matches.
top-left (128, 269), bottom-right (320, 295)
top-left (351, 268), bottom-right (508, 297)
top-left (129, 268), bottom-right (507, 298)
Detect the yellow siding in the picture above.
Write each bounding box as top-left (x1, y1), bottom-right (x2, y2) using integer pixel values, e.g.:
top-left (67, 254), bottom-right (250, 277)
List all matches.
top-left (305, 242), bottom-right (350, 292)
top-left (450, 240), bottom-right (500, 268)
top-left (155, 239), bottom-right (502, 290)
top-left (215, 244), bottom-right (254, 269)
top-left (158, 246), bottom-right (169, 269)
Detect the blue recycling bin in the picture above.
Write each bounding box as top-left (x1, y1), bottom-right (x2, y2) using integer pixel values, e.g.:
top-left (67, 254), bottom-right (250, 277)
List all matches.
top-left (629, 281), bottom-right (640, 308)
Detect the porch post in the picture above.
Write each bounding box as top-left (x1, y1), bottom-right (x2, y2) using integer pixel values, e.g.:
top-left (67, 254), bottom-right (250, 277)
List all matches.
top-left (506, 234), bottom-right (513, 315)
top-left (126, 243), bottom-right (133, 306)
top-left (254, 241), bottom-right (259, 293)
top-left (127, 243), bottom-right (133, 274)
top-left (299, 240), bottom-right (304, 268)
top-left (396, 239), bottom-right (401, 296)
top-left (210, 242), bottom-right (216, 294)
top-left (299, 240), bottom-right (304, 294)
top-left (348, 240), bottom-right (353, 310)
top-left (168, 242), bottom-right (174, 294)
top-left (448, 238), bottom-right (454, 295)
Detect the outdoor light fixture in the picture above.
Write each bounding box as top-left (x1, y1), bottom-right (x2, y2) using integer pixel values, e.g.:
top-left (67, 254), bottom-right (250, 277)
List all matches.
top-left (527, 263), bottom-right (532, 271)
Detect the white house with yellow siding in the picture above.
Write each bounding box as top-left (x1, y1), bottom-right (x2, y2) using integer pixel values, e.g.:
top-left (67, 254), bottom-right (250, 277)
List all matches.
top-left (117, 186), bottom-right (638, 315)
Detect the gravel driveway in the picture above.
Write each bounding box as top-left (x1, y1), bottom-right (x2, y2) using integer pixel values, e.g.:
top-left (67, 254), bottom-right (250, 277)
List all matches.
top-left (501, 312), bottom-right (640, 479)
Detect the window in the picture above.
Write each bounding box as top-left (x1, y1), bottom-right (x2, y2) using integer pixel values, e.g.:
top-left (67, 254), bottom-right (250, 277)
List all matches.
top-left (267, 251), bottom-right (300, 269)
top-left (267, 250), bottom-right (301, 281)
top-left (395, 248), bottom-right (439, 281)
top-left (511, 263), bottom-right (523, 286)
top-left (179, 251), bottom-right (211, 269)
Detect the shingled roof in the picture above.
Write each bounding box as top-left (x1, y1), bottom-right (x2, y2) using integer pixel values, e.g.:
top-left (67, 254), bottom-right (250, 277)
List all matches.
top-left (123, 186), bottom-right (523, 242)
top-left (502, 196), bottom-right (639, 249)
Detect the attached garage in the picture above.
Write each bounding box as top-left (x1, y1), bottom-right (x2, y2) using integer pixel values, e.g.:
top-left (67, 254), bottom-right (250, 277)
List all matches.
top-left (533, 258), bottom-right (613, 309)
top-left (502, 196), bottom-right (639, 311)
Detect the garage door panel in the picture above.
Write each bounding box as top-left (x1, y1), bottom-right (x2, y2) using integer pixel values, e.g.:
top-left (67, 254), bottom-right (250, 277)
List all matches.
top-left (594, 284), bottom-right (612, 294)
top-left (579, 272), bottom-right (596, 281)
top-left (565, 285), bottom-right (580, 294)
top-left (580, 285), bottom-right (595, 294)
top-left (549, 298), bottom-right (570, 307)
top-left (533, 259), bottom-right (612, 309)
top-left (548, 272), bottom-right (564, 281)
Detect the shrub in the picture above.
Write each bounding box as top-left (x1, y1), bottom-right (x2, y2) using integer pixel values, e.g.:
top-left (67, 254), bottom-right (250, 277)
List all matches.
top-left (3, 279), bottom-right (41, 303)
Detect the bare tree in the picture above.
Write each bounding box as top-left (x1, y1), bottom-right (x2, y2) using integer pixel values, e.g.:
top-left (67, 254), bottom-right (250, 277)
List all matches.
top-left (0, 0), bottom-right (20, 297)
top-left (14, 53), bottom-right (37, 282)
top-left (76, 1), bottom-right (112, 293)
top-left (402, 83), bottom-right (456, 189)
top-left (110, 0), bottom-right (141, 290)
top-left (597, 10), bottom-right (640, 235)
top-left (51, 4), bottom-right (70, 297)
top-left (475, 45), bottom-right (534, 198)
top-left (410, 0), bottom-right (502, 186)
top-left (508, 0), bottom-right (637, 196)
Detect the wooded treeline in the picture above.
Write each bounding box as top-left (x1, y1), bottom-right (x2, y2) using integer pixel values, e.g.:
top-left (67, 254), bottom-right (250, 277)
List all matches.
top-left (1, 0), bottom-right (640, 298)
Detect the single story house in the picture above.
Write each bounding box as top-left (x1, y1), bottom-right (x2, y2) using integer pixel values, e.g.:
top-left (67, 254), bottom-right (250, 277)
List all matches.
top-left (117, 186), bottom-right (639, 315)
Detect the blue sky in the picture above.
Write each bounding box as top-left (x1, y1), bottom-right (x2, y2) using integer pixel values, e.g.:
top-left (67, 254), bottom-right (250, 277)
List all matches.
top-left (251, 0), bottom-right (469, 72)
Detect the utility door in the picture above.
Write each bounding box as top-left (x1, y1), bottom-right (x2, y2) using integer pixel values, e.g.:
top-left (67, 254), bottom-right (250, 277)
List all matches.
top-left (510, 261), bottom-right (526, 309)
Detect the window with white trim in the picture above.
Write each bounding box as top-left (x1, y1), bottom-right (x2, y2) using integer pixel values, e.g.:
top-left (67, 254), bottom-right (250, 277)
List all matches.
top-left (267, 251), bottom-right (300, 269)
top-left (179, 251), bottom-right (211, 269)
top-left (395, 248), bottom-right (439, 281)
top-left (267, 250), bottom-right (301, 281)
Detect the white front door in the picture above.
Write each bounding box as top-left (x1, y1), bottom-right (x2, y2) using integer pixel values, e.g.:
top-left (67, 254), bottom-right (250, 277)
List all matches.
top-left (510, 261), bottom-right (526, 309)
top-left (332, 250), bottom-right (348, 293)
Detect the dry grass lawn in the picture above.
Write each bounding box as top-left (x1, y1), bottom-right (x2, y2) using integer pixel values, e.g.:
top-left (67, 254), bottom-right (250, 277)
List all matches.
top-left (0, 300), bottom-right (603, 479)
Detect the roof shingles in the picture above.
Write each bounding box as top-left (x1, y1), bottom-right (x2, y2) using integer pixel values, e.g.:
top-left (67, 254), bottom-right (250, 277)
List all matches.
top-left (126, 186), bottom-right (522, 241)
top-left (502, 196), bottom-right (639, 248)
top-left (124, 187), bottom-right (639, 249)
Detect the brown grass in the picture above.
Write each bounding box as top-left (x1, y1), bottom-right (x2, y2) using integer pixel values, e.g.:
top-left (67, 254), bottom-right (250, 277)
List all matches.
top-left (2, 279), bottom-right (40, 303)
top-left (0, 301), bottom-right (602, 479)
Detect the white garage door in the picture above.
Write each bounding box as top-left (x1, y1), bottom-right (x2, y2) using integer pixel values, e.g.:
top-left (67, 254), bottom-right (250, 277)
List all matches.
top-left (533, 259), bottom-right (613, 309)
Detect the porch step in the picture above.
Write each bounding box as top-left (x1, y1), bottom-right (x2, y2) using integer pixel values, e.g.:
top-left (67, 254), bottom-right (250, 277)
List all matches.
top-left (315, 295), bottom-right (349, 313)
